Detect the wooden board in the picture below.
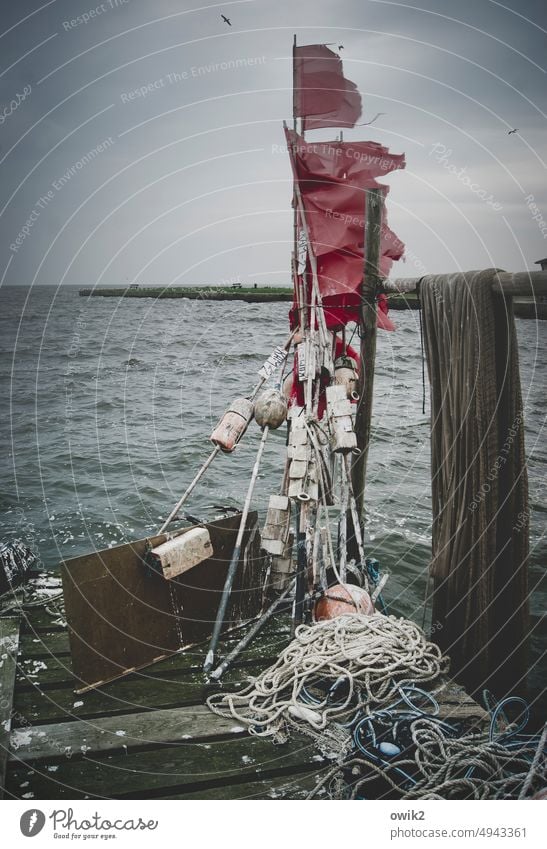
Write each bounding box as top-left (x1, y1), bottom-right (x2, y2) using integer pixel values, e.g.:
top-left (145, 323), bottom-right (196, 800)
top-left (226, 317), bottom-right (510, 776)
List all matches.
top-left (6, 734), bottom-right (324, 800)
top-left (61, 513), bottom-right (264, 692)
top-left (0, 617), bottom-right (20, 798)
top-left (8, 704), bottom-right (248, 761)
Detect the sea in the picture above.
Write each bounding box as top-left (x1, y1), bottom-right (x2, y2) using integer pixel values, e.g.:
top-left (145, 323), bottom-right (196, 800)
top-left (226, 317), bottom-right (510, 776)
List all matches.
top-left (0, 284), bottom-right (545, 710)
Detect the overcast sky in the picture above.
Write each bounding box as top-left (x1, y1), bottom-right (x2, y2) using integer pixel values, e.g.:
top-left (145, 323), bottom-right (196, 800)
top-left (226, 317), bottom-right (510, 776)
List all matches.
top-left (0, 0), bottom-right (545, 287)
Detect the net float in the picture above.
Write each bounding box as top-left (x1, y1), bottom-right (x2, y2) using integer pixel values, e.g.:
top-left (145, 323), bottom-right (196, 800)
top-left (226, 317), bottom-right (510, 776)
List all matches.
top-left (314, 582), bottom-right (374, 621)
top-left (334, 355), bottom-right (359, 401)
top-left (210, 397), bottom-right (254, 452)
top-left (254, 388), bottom-right (288, 429)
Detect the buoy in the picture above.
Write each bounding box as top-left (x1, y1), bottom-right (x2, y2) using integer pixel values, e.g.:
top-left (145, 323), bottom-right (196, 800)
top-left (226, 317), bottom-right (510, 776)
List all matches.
top-left (314, 583), bottom-right (374, 621)
top-left (282, 371), bottom-right (294, 400)
top-left (334, 355), bottom-right (359, 401)
top-left (378, 741), bottom-right (401, 758)
top-left (210, 397), bottom-right (254, 452)
top-left (254, 389), bottom-right (288, 429)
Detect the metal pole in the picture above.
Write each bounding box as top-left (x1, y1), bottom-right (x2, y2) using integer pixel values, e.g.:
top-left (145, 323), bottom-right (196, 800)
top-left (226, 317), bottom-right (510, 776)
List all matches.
top-left (351, 187), bottom-right (383, 525)
top-left (209, 581), bottom-right (295, 680)
top-left (292, 502), bottom-right (308, 633)
top-left (203, 426), bottom-right (270, 674)
top-left (158, 445), bottom-right (220, 534)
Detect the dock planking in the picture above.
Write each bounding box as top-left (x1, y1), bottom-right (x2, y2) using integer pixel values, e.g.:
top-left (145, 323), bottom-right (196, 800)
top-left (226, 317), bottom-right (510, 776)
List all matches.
top-left (5, 604), bottom-right (489, 800)
top-left (0, 617), bottom-right (21, 798)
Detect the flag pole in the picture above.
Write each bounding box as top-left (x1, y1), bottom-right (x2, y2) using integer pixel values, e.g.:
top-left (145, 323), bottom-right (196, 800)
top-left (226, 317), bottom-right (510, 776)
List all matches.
top-left (291, 35), bottom-right (305, 332)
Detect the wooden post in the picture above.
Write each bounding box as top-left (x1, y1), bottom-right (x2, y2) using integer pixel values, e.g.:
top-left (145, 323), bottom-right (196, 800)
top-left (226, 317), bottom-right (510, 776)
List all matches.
top-left (351, 187), bottom-right (383, 525)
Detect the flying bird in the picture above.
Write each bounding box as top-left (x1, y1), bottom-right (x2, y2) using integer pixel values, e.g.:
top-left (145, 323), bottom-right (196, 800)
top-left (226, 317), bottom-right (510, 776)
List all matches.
top-left (507, 128), bottom-right (519, 135)
top-left (221, 14), bottom-right (231, 26)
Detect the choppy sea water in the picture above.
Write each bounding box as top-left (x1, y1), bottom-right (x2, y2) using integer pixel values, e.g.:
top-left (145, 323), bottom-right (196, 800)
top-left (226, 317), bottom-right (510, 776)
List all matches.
top-left (0, 285), bottom-right (545, 706)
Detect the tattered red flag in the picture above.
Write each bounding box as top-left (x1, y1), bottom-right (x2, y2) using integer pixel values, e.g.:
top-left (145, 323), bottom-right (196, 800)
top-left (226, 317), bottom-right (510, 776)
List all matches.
top-left (294, 45), bottom-right (362, 130)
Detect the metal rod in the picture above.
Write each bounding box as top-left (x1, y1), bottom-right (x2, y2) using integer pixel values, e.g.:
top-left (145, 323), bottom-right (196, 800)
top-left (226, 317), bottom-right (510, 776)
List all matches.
top-left (209, 581), bottom-right (295, 680)
top-left (292, 501), bottom-right (308, 633)
top-left (344, 455), bottom-right (368, 582)
top-left (339, 458), bottom-right (348, 583)
top-left (158, 445), bottom-right (220, 534)
top-left (203, 426), bottom-right (270, 674)
top-left (351, 187), bottom-right (383, 525)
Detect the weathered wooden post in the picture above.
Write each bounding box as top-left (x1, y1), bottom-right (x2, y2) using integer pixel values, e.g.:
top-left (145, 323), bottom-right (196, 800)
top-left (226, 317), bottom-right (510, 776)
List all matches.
top-left (352, 187), bottom-right (383, 526)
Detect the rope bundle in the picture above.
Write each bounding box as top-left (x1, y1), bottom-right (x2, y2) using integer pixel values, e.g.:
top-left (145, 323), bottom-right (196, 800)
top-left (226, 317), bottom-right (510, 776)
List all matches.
top-left (309, 719), bottom-right (546, 800)
top-left (206, 614), bottom-right (449, 738)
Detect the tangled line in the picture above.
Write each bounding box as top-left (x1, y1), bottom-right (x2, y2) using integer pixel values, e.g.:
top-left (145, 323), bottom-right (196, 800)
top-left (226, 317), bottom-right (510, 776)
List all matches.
top-left (206, 614), bottom-right (449, 738)
top-left (309, 719), bottom-right (546, 800)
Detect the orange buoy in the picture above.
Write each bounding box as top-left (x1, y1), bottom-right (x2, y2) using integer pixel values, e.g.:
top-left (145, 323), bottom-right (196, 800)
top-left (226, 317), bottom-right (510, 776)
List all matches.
top-left (314, 583), bottom-right (374, 621)
top-left (210, 397), bottom-right (254, 452)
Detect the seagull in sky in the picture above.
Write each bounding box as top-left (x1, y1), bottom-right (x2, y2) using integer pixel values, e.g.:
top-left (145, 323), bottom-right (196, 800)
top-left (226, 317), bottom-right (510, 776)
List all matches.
top-left (507, 128), bottom-right (519, 135)
top-left (221, 14), bottom-right (232, 26)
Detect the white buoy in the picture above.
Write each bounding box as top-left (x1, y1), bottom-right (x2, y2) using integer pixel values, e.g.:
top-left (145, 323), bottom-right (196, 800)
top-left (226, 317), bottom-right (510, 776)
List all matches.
top-left (254, 389), bottom-right (288, 429)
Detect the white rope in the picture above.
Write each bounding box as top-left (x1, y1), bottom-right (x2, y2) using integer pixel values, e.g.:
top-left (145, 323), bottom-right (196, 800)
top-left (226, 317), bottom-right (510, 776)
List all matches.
top-left (308, 718), bottom-right (545, 800)
top-left (207, 614), bottom-right (449, 739)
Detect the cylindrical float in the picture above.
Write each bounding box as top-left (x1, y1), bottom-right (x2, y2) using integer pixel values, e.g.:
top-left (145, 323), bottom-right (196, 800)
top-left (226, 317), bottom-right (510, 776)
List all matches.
top-left (334, 355), bottom-right (359, 401)
top-left (210, 397), bottom-right (254, 452)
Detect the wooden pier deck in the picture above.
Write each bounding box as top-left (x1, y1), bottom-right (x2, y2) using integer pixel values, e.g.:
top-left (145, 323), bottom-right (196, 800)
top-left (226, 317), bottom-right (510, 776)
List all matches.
top-left (3, 603), bottom-right (489, 800)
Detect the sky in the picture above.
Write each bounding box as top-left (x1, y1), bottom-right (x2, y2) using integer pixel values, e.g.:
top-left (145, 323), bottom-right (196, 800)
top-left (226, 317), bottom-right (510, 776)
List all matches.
top-left (0, 0), bottom-right (546, 287)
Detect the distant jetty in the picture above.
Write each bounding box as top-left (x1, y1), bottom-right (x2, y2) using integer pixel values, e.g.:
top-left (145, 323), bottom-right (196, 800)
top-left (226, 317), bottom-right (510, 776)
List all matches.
top-left (78, 286), bottom-right (544, 317)
top-left (79, 286), bottom-right (293, 303)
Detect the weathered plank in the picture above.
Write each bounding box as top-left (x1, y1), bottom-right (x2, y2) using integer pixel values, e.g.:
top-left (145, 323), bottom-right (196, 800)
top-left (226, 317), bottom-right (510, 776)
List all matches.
top-left (164, 770), bottom-right (329, 800)
top-left (9, 705), bottom-right (248, 762)
top-left (11, 661), bottom-right (264, 726)
top-left (19, 631), bottom-right (70, 657)
top-left (0, 617), bottom-right (21, 798)
top-left (6, 734), bottom-right (325, 799)
top-left (14, 648), bottom-right (276, 690)
top-left (434, 679), bottom-right (490, 729)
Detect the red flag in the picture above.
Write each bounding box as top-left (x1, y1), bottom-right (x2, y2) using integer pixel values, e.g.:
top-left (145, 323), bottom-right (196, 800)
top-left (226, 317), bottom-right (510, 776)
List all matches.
top-left (289, 132), bottom-right (405, 183)
top-left (286, 128), bottom-right (405, 258)
top-left (294, 45), bottom-right (362, 130)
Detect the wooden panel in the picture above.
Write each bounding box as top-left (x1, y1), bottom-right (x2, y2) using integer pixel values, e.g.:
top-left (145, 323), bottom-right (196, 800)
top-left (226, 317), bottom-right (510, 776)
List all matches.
top-left (61, 513), bottom-right (264, 692)
top-left (0, 617), bottom-right (20, 798)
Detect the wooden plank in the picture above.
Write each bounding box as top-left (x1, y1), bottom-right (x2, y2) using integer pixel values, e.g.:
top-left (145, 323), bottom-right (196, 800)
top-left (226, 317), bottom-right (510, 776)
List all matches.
top-left (19, 631), bottom-right (70, 657)
top-left (8, 704), bottom-right (249, 762)
top-left (0, 617), bottom-right (21, 798)
top-left (164, 769), bottom-right (329, 800)
top-left (14, 643), bottom-right (278, 690)
top-left (11, 659), bottom-right (268, 726)
top-left (6, 734), bottom-right (325, 800)
top-left (434, 678), bottom-right (489, 730)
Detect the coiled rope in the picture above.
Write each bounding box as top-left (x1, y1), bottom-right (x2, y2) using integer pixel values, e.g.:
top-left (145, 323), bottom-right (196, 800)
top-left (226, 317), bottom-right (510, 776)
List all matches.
top-left (309, 718), bottom-right (545, 800)
top-left (206, 614), bottom-right (449, 739)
